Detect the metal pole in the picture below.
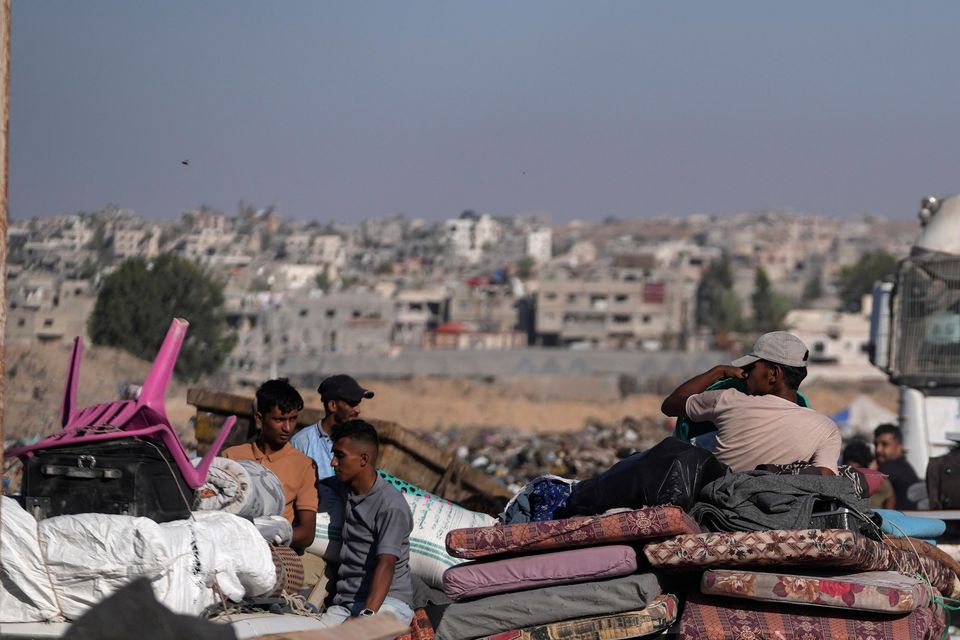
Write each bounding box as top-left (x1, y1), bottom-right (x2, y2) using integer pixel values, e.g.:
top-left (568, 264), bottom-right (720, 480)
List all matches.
top-left (0, 0), bottom-right (11, 487)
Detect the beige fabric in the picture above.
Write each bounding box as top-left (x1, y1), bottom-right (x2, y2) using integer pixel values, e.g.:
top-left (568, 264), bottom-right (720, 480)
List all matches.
top-left (686, 389), bottom-right (842, 473)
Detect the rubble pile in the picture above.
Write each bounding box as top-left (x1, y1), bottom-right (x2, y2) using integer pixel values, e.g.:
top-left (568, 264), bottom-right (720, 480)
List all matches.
top-left (422, 416), bottom-right (670, 491)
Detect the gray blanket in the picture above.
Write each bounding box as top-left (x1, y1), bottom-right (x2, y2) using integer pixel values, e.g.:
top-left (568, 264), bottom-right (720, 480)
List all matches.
top-left (434, 572), bottom-right (661, 640)
top-left (689, 470), bottom-right (872, 532)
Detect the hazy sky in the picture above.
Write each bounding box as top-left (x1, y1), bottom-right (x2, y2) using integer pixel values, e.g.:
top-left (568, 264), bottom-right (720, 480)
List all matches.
top-left (10, 2), bottom-right (960, 222)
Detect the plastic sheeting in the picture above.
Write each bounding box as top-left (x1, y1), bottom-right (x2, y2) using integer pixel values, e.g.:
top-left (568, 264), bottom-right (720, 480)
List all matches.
top-left (557, 437), bottom-right (728, 517)
top-left (0, 497), bottom-right (276, 622)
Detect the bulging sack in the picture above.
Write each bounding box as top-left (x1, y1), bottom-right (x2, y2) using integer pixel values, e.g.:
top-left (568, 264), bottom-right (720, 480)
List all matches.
top-left (308, 483), bottom-right (494, 588)
top-left (557, 437), bottom-right (728, 517)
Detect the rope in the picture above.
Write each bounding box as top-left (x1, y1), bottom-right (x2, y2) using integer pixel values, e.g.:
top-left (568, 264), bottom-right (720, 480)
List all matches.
top-left (32, 514), bottom-right (67, 622)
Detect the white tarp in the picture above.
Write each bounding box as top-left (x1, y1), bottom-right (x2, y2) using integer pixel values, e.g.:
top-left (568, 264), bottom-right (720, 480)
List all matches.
top-left (0, 497), bottom-right (276, 622)
top-left (830, 395), bottom-right (898, 439)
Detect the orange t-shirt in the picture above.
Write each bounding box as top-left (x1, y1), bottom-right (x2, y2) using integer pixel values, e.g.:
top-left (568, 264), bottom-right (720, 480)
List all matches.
top-left (222, 442), bottom-right (319, 523)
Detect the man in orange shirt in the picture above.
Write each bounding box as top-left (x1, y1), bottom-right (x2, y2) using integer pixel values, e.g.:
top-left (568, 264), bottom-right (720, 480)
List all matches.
top-left (222, 378), bottom-right (319, 551)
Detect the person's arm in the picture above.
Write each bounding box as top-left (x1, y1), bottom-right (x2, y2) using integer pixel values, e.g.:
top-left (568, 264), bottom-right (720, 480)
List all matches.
top-left (291, 509), bottom-right (317, 551)
top-left (362, 554), bottom-right (398, 613)
top-left (661, 365), bottom-right (746, 418)
top-left (290, 460), bottom-right (320, 551)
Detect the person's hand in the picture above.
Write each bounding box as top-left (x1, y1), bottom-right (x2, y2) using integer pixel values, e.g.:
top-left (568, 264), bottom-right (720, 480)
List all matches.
top-left (713, 365), bottom-right (747, 380)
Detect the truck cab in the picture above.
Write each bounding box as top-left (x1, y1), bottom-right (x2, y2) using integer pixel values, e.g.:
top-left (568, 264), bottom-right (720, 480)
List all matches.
top-left (870, 195), bottom-right (960, 478)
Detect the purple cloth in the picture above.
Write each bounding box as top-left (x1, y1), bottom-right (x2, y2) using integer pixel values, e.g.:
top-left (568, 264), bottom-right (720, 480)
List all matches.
top-left (442, 544), bottom-right (637, 601)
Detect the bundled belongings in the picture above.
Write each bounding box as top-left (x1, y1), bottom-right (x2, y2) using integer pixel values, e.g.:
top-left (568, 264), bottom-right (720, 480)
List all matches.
top-left (556, 437), bottom-right (727, 517)
top-left (874, 509), bottom-right (947, 539)
top-left (0, 497), bottom-right (276, 622)
top-left (483, 594), bottom-right (678, 640)
top-left (678, 591), bottom-right (945, 640)
top-left (501, 474), bottom-right (577, 524)
top-left (688, 470), bottom-right (877, 536)
top-left (434, 572), bottom-right (662, 640)
top-left (194, 457), bottom-right (285, 519)
top-left (446, 505), bottom-right (700, 560)
top-left (643, 528), bottom-right (959, 598)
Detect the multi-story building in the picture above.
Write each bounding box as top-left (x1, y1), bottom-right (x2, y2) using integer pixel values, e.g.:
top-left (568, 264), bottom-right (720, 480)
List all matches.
top-left (444, 212), bottom-right (502, 264)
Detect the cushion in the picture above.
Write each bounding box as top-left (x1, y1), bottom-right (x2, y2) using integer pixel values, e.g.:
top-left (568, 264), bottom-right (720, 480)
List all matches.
top-left (446, 505), bottom-right (699, 560)
top-left (858, 468), bottom-right (887, 497)
top-left (434, 572), bottom-right (662, 640)
top-left (483, 594), bottom-right (678, 640)
top-left (701, 570), bottom-right (931, 613)
top-left (643, 528), bottom-right (957, 597)
top-left (679, 592), bottom-right (945, 640)
top-left (442, 545), bottom-right (637, 601)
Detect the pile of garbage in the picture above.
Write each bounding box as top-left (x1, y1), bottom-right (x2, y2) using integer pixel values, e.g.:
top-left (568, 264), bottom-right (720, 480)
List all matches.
top-left (422, 416), bottom-right (670, 492)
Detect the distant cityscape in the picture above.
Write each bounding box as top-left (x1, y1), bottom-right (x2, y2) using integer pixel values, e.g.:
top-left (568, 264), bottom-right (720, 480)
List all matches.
top-left (7, 205), bottom-right (918, 385)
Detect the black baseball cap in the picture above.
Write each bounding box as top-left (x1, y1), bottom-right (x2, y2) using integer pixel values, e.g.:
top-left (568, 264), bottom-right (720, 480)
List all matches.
top-left (318, 374), bottom-right (374, 404)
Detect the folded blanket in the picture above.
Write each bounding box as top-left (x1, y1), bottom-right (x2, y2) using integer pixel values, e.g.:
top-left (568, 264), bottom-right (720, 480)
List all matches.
top-left (875, 509), bottom-right (946, 538)
top-left (679, 592), bottom-right (945, 640)
top-left (434, 572), bottom-right (662, 640)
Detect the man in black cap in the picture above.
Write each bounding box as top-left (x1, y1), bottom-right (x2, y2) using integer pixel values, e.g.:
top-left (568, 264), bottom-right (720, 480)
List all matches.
top-left (291, 374), bottom-right (374, 479)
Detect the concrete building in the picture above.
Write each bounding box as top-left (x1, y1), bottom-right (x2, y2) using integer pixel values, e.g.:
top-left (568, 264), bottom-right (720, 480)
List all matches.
top-left (444, 212), bottom-right (502, 264)
top-left (225, 291), bottom-right (396, 381)
top-left (535, 265), bottom-right (693, 350)
top-left (393, 288), bottom-right (449, 346)
top-left (448, 282), bottom-right (521, 334)
top-left (525, 228), bottom-right (552, 264)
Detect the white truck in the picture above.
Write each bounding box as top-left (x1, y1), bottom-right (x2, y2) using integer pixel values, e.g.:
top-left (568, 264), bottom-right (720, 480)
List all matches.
top-left (870, 194), bottom-right (960, 479)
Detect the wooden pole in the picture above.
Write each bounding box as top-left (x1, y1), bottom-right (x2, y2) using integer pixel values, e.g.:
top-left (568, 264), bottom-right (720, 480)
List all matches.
top-left (0, 0), bottom-right (10, 486)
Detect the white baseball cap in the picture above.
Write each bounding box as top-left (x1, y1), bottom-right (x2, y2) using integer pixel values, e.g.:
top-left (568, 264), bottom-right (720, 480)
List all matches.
top-left (732, 331), bottom-right (809, 368)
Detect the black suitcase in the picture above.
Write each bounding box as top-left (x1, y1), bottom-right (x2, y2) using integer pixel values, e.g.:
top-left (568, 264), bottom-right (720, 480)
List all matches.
top-left (22, 437), bottom-right (195, 523)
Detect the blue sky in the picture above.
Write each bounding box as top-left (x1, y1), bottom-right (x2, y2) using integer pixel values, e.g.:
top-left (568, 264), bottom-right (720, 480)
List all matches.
top-left (10, 2), bottom-right (960, 222)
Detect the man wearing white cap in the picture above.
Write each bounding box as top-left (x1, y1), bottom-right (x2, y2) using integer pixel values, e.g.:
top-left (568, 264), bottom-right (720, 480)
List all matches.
top-left (662, 331), bottom-right (841, 475)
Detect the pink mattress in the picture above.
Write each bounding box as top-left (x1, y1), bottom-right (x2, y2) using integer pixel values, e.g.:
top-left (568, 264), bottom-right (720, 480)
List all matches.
top-left (442, 544), bottom-right (637, 601)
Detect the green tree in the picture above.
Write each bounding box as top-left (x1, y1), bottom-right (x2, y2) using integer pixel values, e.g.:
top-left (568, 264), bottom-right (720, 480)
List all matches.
top-left (801, 267), bottom-right (824, 304)
top-left (516, 255), bottom-right (535, 279)
top-left (837, 251), bottom-right (898, 312)
top-left (314, 269), bottom-right (331, 292)
top-left (696, 254), bottom-right (742, 333)
top-left (88, 255), bottom-right (237, 380)
top-left (751, 267), bottom-right (792, 332)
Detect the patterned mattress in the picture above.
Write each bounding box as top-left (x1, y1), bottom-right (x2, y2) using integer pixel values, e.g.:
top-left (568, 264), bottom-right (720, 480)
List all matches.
top-left (395, 609), bottom-right (435, 640)
top-left (483, 594), bottom-right (678, 640)
top-left (643, 528), bottom-right (957, 597)
top-left (701, 570), bottom-right (931, 613)
top-left (446, 505), bottom-right (699, 560)
top-left (679, 592), bottom-right (945, 640)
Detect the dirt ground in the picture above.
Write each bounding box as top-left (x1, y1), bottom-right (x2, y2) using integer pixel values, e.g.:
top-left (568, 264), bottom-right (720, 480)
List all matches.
top-left (2, 343), bottom-right (899, 442)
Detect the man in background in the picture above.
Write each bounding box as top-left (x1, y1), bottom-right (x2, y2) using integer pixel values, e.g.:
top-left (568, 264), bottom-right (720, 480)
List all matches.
top-left (291, 374), bottom-right (374, 479)
top-left (874, 423), bottom-right (921, 510)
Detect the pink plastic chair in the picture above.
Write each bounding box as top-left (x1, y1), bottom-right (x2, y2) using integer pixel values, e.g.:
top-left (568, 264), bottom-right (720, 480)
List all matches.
top-left (6, 318), bottom-right (236, 489)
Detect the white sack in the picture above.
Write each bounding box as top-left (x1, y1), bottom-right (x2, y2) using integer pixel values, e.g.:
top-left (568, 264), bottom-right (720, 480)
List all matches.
top-left (308, 490), bottom-right (494, 588)
top-left (0, 498), bottom-right (276, 622)
top-left (0, 497), bottom-right (62, 622)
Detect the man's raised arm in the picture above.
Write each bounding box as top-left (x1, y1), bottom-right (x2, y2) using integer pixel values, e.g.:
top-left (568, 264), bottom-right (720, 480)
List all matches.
top-left (661, 365), bottom-right (746, 418)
